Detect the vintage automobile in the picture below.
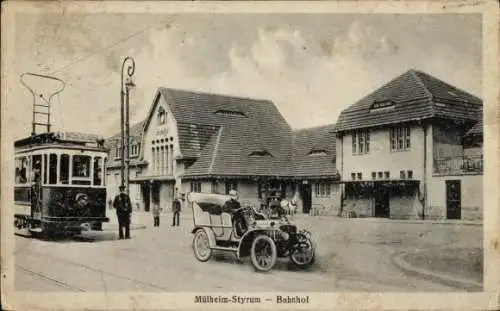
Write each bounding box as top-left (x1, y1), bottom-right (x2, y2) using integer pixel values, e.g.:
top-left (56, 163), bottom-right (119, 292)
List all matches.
top-left (189, 192), bottom-right (316, 272)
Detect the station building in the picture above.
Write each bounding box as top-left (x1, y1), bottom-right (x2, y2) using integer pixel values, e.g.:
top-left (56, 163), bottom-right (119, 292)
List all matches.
top-left (334, 69), bottom-right (483, 220)
top-left (105, 88), bottom-right (341, 213)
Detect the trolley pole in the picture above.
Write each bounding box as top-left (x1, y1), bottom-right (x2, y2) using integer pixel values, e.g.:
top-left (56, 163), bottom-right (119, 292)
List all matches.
top-left (120, 56), bottom-right (135, 195)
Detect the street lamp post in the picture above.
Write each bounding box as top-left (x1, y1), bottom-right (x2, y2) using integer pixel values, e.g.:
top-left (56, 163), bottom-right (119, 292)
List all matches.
top-left (120, 56), bottom-right (135, 195)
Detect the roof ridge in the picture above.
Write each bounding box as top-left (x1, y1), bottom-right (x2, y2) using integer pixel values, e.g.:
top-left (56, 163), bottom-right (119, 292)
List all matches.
top-left (412, 69), bottom-right (483, 102)
top-left (159, 86), bottom-right (274, 104)
top-left (409, 69), bottom-right (435, 116)
top-left (208, 126), bottom-right (224, 174)
top-left (293, 123), bottom-right (336, 133)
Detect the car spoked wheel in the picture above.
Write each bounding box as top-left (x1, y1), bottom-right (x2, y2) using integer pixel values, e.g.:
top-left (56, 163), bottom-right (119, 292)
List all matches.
top-left (290, 234), bottom-right (315, 269)
top-left (193, 229), bottom-right (212, 262)
top-left (250, 235), bottom-right (277, 272)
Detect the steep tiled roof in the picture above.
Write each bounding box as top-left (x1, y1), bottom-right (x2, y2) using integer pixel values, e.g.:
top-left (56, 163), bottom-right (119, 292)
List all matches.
top-left (106, 120), bottom-right (147, 168)
top-left (335, 69), bottom-right (483, 132)
top-left (150, 88), bottom-right (293, 178)
top-left (465, 119), bottom-right (483, 137)
top-left (292, 124), bottom-right (338, 178)
top-left (176, 122), bottom-right (220, 159)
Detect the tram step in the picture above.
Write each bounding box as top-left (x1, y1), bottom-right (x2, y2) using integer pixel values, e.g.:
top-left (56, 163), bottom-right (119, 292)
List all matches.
top-left (211, 246), bottom-right (238, 252)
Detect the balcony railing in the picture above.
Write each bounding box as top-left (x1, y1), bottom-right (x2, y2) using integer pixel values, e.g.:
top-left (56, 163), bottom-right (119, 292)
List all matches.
top-left (434, 155), bottom-right (483, 175)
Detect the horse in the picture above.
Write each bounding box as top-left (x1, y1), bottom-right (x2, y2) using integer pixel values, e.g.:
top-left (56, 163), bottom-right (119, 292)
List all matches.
top-left (280, 199), bottom-right (297, 218)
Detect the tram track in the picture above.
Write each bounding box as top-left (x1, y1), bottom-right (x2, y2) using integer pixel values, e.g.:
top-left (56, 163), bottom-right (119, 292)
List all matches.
top-left (18, 249), bottom-right (170, 291)
top-left (16, 265), bottom-right (87, 292)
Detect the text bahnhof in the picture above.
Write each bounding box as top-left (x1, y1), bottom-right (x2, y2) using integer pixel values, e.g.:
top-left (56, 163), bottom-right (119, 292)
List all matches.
top-left (194, 295), bottom-right (310, 304)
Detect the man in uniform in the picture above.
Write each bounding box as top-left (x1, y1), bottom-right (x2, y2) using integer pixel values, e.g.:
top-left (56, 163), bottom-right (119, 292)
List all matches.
top-left (172, 194), bottom-right (182, 227)
top-left (113, 185), bottom-right (132, 239)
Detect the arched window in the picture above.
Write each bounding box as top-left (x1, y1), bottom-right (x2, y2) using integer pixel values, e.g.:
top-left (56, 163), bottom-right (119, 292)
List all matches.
top-left (158, 107), bottom-right (166, 125)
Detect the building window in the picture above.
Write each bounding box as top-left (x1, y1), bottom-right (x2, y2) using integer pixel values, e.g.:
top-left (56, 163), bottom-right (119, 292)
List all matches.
top-left (160, 146), bottom-right (165, 174)
top-left (407, 170), bottom-right (413, 179)
top-left (371, 172), bottom-right (376, 180)
top-left (130, 143), bottom-right (140, 157)
top-left (225, 181), bottom-right (238, 194)
top-left (152, 148), bottom-right (156, 172)
top-left (158, 107), bottom-right (166, 125)
top-left (357, 173), bottom-right (362, 180)
top-left (351, 173), bottom-right (356, 180)
top-left (384, 171), bottom-right (390, 179)
top-left (190, 181), bottom-right (201, 193)
top-left (390, 125), bottom-right (411, 151)
top-left (352, 134), bottom-right (357, 154)
top-left (352, 130), bottom-right (371, 155)
top-left (400, 170), bottom-right (406, 179)
top-left (211, 180), bottom-right (218, 193)
top-left (378, 171), bottom-right (383, 178)
top-left (315, 182), bottom-right (331, 197)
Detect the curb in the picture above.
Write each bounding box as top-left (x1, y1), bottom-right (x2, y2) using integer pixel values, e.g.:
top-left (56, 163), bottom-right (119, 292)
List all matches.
top-left (305, 216), bottom-right (483, 226)
top-left (392, 251), bottom-right (483, 291)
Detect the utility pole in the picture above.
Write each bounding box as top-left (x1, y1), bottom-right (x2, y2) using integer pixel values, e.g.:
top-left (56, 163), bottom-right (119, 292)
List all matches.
top-left (120, 57), bottom-right (136, 195)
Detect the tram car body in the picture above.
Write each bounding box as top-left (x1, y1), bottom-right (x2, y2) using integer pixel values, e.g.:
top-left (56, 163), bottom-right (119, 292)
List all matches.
top-left (14, 132), bottom-right (109, 236)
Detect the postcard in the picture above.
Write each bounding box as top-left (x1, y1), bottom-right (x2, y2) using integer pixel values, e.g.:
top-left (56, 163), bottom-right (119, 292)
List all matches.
top-left (1, 1), bottom-right (499, 310)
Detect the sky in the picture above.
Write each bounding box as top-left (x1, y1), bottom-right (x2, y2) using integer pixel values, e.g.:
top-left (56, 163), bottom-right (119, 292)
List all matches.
top-left (9, 13), bottom-right (482, 139)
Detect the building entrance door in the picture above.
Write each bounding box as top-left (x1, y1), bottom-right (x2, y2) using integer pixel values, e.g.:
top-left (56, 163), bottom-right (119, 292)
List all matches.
top-left (300, 183), bottom-right (312, 214)
top-left (374, 184), bottom-right (390, 218)
top-left (141, 183), bottom-right (150, 212)
top-left (446, 180), bottom-right (461, 219)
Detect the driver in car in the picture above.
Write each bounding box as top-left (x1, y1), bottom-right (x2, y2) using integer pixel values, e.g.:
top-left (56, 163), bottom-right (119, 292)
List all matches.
top-left (222, 190), bottom-right (248, 236)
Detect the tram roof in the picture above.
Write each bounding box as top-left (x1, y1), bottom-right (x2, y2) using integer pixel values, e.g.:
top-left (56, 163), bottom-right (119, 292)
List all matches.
top-left (14, 132), bottom-right (108, 152)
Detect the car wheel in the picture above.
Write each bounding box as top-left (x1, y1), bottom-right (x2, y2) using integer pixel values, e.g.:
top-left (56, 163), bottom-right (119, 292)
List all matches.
top-left (290, 234), bottom-right (315, 269)
top-left (193, 229), bottom-right (212, 262)
top-left (250, 234), bottom-right (277, 272)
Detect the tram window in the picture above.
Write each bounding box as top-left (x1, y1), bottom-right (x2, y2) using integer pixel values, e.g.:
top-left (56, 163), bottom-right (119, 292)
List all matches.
top-left (15, 157), bottom-right (28, 184)
top-left (31, 155), bottom-right (42, 183)
top-left (60, 154), bottom-right (70, 184)
top-left (72, 155), bottom-right (91, 178)
top-left (43, 154), bottom-right (48, 184)
top-left (93, 157), bottom-right (103, 186)
top-left (49, 154), bottom-right (58, 184)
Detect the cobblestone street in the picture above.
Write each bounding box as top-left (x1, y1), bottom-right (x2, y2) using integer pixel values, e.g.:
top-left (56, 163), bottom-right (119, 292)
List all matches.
top-left (14, 212), bottom-right (483, 292)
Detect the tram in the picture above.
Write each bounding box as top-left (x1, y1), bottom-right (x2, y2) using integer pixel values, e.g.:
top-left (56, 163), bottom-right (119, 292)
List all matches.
top-left (14, 73), bottom-right (110, 237)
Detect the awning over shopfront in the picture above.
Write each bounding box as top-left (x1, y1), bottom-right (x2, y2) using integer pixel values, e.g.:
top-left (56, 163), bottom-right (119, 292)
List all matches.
top-left (340, 179), bottom-right (420, 186)
top-left (342, 179), bottom-right (420, 199)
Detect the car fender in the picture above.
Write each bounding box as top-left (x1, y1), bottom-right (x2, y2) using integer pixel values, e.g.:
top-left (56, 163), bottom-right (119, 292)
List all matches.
top-left (191, 227), bottom-right (216, 248)
top-left (237, 228), bottom-right (277, 259)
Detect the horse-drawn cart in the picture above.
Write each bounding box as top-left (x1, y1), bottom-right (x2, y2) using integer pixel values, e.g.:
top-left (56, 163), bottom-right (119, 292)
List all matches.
top-left (189, 192), bottom-right (316, 272)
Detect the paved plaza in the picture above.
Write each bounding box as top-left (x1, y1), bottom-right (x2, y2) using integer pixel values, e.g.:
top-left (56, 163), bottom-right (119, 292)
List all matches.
top-left (14, 212), bottom-right (483, 292)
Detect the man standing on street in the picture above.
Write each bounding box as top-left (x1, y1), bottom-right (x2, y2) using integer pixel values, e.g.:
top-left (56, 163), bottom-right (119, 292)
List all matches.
top-left (113, 185), bottom-right (132, 239)
top-left (152, 203), bottom-right (161, 227)
top-left (172, 195), bottom-right (181, 227)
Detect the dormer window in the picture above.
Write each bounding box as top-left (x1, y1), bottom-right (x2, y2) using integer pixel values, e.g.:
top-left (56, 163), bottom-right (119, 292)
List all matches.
top-left (214, 109), bottom-right (247, 117)
top-left (248, 150), bottom-right (273, 157)
top-left (370, 100), bottom-right (394, 112)
top-left (158, 107), bottom-right (166, 125)
top-left (308, 149), bottom-right (328, 156)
